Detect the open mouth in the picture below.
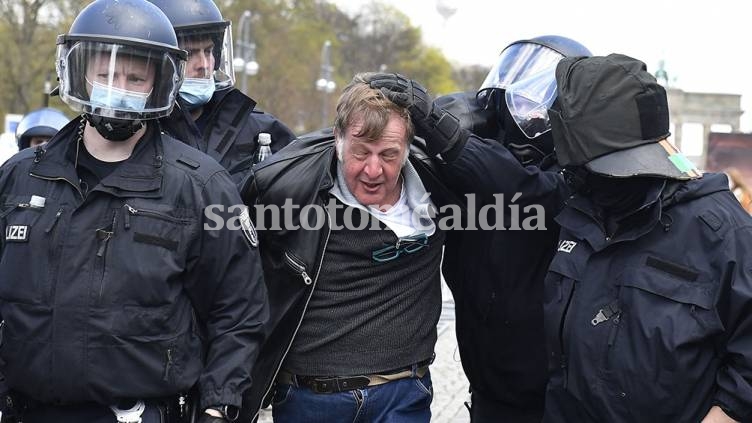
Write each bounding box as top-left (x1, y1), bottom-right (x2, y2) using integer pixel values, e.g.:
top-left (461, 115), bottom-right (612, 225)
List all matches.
top-left (361, 181), bottom-right (382, 191)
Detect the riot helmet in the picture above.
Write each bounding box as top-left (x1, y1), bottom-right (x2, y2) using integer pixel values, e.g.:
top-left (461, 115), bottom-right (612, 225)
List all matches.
top-left (477, 35), bottom-right (591, 164)
top-left (56, 0), bottom-right (186, 140)
top-left (146, 0), bottom-right (235, 91)
top-left (15, 107), bottom-right (70, 149)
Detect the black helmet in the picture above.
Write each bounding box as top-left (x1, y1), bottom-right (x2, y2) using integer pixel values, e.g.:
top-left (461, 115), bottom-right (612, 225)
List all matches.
top-left (146, 0), bottom-right (235, 89)
top-left (56, 0), bottom-right (186, 122)
top-left (478, 35), bottom-right (591, 165)
top-left (15, 107), bottom-right (70, 149)
top-left (479, 35), bottom-right (592, 96)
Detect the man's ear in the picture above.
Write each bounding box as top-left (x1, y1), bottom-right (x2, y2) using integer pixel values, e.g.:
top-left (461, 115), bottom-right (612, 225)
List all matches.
top-left (334, 133), bottom-right (344, 162)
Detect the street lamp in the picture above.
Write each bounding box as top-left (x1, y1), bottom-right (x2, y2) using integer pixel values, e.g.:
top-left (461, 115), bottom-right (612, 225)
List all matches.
top-left (315, 40), bottom-right (336, 127)
top-left (233, 10), bottom-right (258, 94)
top-left (42, 71), bottom-right (53, 107)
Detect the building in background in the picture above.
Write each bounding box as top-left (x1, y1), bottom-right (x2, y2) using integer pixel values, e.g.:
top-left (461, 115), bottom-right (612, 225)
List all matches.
top-left (666, 88), bottom-right (743, 167)
top-left (653, 64), bottom-right (751, 210)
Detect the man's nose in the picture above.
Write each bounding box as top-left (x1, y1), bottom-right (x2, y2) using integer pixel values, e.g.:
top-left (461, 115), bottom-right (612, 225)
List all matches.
top-left (191, 55), bottom-right (210, 73)
top-left (112, 77), bottom-right (128, 90)
top-left (363, 155), bottom-right (383, 178)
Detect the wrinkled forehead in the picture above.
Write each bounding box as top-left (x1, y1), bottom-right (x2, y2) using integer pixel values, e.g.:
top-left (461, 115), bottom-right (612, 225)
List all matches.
top-left (347, 110), bottom-right (407, 139)
top-left (345, 111), bottom-right (408, 148)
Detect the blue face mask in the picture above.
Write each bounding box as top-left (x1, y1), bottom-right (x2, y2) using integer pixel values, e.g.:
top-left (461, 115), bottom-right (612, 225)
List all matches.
top-left (89, 79), bottom-right (151, 111)
top-left (179, 77), bottom-right (216, 109)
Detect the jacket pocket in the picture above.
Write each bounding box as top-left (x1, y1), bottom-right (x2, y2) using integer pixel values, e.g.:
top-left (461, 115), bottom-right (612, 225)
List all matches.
top-left (98, 201), bottom-right (196, 306)
top-left (606, 264), bottom-right (722, 412)
top-left (0, 195), bottom-right (63, 304)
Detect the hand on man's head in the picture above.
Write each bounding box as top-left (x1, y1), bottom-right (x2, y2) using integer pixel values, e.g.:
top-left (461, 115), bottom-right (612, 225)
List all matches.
top-left (365, 73), bottom-right (467, 159)
top-left (365, 73), bottom-right (432, 123)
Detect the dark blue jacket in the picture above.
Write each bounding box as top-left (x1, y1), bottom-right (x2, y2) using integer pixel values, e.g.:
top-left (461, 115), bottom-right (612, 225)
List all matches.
top-left (432, 91), bottom-right (569, 414)
top-left (159, 88), bottom-right (296, 186)
top-left (543, 173), bottom-right (752, 422)
top-left (0, 118), bottom-right (268, 409)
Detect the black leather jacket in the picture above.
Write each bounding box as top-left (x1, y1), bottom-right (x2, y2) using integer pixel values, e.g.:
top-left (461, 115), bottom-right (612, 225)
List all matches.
top-left (238, 128), bottom-right (452, 420)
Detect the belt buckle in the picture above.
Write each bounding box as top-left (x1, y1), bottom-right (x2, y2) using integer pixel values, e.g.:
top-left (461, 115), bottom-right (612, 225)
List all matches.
top-left (310, 378), bottom-right (333, 394)
top-left (309, 376), bottom-right (371, 393)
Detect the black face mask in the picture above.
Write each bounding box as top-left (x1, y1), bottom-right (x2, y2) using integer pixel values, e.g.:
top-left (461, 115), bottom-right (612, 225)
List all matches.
top-left (499, 103), bottom-right (554, 166)
top-left (586, 172), bottom-right (663, 214)
top-left (85, 115), bottom-right (145, 142)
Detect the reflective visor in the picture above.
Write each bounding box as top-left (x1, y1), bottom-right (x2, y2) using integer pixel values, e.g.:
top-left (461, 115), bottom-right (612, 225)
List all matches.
top-left (56, 41), bottom-right (184, 120)
top-left (479, 42), bottom-right (564, 92)
top-left (504, 64), bottom-right (558, 139)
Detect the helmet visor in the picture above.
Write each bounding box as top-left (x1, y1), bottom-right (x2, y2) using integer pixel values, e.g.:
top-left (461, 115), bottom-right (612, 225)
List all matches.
top-left (479, 42), bottom-right (564, 93)
top-left (176, 22), bottom-right (235, 90)
top-left (56, 41), bottom-right (184, 120)
top-left (504, 64), bottom-right (558, 139)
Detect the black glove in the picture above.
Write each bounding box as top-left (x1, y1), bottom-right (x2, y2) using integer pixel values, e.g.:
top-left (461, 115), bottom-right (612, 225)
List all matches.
top-left (367, 73), bottom-right (468, 159)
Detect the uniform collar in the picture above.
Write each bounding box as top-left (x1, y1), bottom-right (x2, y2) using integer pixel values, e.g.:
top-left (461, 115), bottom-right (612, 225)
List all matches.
top-left (30, 118), bottom-right (164, 198)
top-left (557, 180), bottom-right (665, 251)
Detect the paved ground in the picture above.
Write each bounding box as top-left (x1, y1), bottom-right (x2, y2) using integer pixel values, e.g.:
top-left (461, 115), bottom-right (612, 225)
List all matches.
top-left (258, 282), bottom-right (471, 422)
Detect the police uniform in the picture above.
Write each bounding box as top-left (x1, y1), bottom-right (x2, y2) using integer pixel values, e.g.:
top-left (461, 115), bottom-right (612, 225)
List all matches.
top-left (160, 88), bottom-right (296, 185)
top-left (0, 118), bottom-right (267, 419)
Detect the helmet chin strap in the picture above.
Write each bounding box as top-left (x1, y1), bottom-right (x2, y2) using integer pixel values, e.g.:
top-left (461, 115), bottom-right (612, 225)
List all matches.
top-left (85, 114), bottom-right (144, 142)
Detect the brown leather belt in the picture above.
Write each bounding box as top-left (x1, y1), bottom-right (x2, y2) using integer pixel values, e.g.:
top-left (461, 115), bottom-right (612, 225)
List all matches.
top-left (277, 357), bottom-right (433, 394)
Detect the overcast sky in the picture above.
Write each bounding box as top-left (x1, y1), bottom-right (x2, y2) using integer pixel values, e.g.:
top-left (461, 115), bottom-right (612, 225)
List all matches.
top-left (331, 0), bottom-right (752, 131)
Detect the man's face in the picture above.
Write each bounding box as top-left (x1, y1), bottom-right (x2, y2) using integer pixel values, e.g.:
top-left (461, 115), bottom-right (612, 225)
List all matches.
top-left (86, 52), bottom-right (156, 93)
top-left (338, 112), bottom-right (408, 209)
top-left (181, 37), bottom-right (215, 79)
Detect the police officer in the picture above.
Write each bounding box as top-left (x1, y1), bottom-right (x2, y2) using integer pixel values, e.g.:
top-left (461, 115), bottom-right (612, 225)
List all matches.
top-left (15, 107), bottom-right (70, 150)
top-left (543, 53), bottom-right (752, 423)
top-left (147, 0), bottom-right (296, 185)
top-left (369, 36), bottom-right (591, 422)
top-left (0, 1), bottom-right (268, 422)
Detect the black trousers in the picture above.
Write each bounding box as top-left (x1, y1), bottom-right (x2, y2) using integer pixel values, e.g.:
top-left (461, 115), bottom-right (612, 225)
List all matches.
top-left (469, 390), bottom-right (544, 423)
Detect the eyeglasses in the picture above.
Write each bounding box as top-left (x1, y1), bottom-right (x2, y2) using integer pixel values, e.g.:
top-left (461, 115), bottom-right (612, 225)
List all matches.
top-left (372, 233), bottom-right (429, 263)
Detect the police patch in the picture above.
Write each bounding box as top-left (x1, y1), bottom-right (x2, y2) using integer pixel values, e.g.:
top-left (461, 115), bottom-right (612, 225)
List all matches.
top-left (5, 225), bottom-right (30, 242)
top-left (239, 207), bottom-right (258, 248)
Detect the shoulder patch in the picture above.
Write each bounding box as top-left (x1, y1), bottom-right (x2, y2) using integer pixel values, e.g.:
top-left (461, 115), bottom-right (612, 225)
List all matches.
top-left (177, 156), bottom-right (201, 170)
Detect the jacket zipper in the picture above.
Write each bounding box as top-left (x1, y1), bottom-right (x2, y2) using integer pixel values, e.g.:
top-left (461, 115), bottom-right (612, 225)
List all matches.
top-left (29, 174), bottom-right (84, 200)
top-left (254, 209), bottom-right (332, 419)
top-left (559, 281), bottom-right (576, 389)
top-left (163, 348), bottom-right (173, 382)
top-left (45, 207), bottom-right (64, 233)
top-left (97, 211), bottom-right (117, 301)
top-left (45, 207), bottom-right (66, 304)
top-left (283, 252), bottom-right (312, 285)
top-left (123, 203), bottom-right (192, 229)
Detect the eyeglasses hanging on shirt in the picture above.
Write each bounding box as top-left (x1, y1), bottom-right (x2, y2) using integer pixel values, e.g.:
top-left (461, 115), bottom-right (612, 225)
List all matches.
top-left (371, 232), bottom-right (429, 263)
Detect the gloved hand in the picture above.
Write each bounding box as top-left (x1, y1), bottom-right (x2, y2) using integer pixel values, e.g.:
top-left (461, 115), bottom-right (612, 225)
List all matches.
top-left (366, 73), bottom-right (469, 159)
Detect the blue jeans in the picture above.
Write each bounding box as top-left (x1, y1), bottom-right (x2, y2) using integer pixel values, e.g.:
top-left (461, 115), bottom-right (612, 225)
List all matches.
top-left (272, 369), bottom-right (433, 423)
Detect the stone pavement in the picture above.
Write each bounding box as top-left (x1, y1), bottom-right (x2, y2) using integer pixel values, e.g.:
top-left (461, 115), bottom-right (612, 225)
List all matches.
top-left (258, 283), bottom-right (471, 422)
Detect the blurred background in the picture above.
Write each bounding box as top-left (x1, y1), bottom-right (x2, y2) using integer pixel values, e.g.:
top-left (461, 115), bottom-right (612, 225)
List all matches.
top-left (0, 0), bottom-right (750, 202)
